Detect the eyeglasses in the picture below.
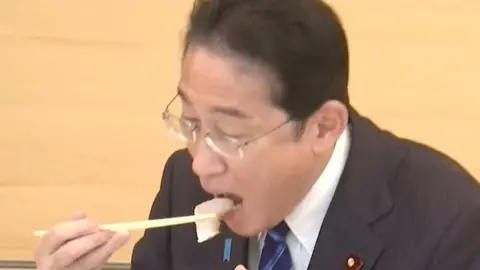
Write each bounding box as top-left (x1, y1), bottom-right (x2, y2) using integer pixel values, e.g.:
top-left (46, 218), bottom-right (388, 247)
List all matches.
top-left (161, 93), bottom-right (291, 160)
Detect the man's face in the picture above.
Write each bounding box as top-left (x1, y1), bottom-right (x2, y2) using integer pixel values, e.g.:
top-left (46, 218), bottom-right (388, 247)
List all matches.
top-left (177, 45), bottom-right (317, 236)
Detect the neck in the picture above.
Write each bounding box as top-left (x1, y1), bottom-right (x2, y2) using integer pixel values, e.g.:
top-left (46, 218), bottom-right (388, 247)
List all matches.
top-left (304, 145), bottom-right (335, 194)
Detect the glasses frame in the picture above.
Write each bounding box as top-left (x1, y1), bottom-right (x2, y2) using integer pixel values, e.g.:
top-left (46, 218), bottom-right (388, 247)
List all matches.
top-left (161, 93), bottom-right (292, 160)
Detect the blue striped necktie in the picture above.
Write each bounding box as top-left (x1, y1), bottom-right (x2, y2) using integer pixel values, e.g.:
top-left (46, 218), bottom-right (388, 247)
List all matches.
top-left (258, 221), bottom-right (293, 270)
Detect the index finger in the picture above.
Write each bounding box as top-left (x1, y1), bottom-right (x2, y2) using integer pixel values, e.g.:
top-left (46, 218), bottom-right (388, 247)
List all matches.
top-left (35, 219), bottom-right (101, 259)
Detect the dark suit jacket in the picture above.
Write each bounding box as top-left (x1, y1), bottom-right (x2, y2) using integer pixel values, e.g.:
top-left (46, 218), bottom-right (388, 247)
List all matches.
top-left (130, 109), bottom-right (480, 270)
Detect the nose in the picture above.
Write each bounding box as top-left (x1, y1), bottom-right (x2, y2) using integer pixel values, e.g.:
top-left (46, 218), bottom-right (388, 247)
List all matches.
top-left (190, 139), bottom-right (227, 180)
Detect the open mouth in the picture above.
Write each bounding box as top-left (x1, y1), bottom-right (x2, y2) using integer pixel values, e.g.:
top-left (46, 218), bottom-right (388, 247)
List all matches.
top-left (216, 193), bottom-right (243, 210)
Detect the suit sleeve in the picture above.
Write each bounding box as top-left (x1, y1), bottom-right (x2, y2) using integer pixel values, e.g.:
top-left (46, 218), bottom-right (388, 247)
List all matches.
top-left (130, 151), bottom-right (178, 270)
top-left (428, 202), bottom-right (480, 270)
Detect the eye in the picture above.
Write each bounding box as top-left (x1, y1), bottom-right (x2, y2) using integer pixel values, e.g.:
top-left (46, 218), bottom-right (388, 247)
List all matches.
top-left (180, 116), bottom-right (200, 130)
top-left (224, 135), bottom-right (244, 143)
top-left (214, 128), bottom-right (244, 140)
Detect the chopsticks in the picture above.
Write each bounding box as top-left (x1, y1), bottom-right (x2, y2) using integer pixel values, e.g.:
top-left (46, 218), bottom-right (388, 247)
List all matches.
top-left (33, 212), bottom-right (218, 237)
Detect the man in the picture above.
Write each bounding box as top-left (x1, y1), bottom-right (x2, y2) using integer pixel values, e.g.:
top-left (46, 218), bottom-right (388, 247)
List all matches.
top-left (34, 0), bottom-right (480, 269)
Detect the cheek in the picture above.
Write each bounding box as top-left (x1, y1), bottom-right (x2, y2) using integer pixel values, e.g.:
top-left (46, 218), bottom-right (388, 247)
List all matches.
top-left (228, 137), bottom-right (307, 197)
top-left (228, 162), bottom-right (269, 202)
top-left (230, 149), bottom-right (290, 199)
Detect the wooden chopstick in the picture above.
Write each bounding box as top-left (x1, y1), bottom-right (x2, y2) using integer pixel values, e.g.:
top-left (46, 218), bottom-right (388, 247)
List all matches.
top-left (33, 212), bottom-right (218, 237)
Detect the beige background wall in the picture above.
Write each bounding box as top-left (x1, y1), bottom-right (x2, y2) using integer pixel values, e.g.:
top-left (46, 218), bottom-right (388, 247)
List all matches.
top-left (1, 0), bottom-right (479, 263)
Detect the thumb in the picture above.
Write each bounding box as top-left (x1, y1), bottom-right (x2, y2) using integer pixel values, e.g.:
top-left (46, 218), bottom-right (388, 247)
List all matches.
top-left (234, 265), bottom-right (247, 270)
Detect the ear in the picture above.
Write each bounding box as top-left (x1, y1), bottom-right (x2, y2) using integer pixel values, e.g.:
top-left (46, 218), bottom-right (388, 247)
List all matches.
top-left (305, 100), bottom-right (348, 154)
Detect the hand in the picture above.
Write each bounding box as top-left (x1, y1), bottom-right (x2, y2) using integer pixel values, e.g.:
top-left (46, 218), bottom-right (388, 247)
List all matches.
top-left (235, 265), bottom-right (248, 270)
top-left (34, 211), bottom-right (130, 270)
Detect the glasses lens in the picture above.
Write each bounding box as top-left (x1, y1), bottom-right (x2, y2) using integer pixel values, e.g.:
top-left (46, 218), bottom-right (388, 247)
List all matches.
top-left (205, 135), bottom-right (243, 159)
top-left (163, 112), bottom-right (195, 143)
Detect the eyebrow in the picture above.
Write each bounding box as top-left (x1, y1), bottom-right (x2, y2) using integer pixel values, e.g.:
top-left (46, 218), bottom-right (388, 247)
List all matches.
top-left (177, 87), bottom-right (251, 119)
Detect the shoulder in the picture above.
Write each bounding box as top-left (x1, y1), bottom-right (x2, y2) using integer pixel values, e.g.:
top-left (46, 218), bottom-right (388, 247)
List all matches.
top-left (161, 148), bottom-right (209, 215)
top-left (164, 148), bottom-right (193, 172)
top-left (383, 132), bottom-right (480, 248)
top-left (354, 114), bottom-right (480, 219)
top-left (162, 148), bottom-right (197, 186)
top-left (370, 129), bottom-right (480, 267)
top-left (392, 137), bottom-right (480, 209)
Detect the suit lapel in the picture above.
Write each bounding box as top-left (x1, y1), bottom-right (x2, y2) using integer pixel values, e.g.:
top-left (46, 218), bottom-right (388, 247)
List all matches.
top-left (307, 191), bottom-right (385, 270)
top-left (217, 223), bottom-right (249, 269)
top-left (308, 109), bottom-right (400, 270)
top-left (186, 225), bottom-right (248, 270)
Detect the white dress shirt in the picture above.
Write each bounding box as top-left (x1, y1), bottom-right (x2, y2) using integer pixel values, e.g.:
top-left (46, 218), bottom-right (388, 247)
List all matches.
top-left (248, 127), bottom-right (351, 270)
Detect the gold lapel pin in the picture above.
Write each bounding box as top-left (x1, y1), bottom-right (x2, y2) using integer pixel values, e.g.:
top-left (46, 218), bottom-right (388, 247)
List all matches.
top-left (346, 255), bottom-right (363, 269)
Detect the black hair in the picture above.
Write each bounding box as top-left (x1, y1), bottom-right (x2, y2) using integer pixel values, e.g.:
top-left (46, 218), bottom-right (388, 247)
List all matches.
top-left (184, 0), bottom-right (350, 122)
